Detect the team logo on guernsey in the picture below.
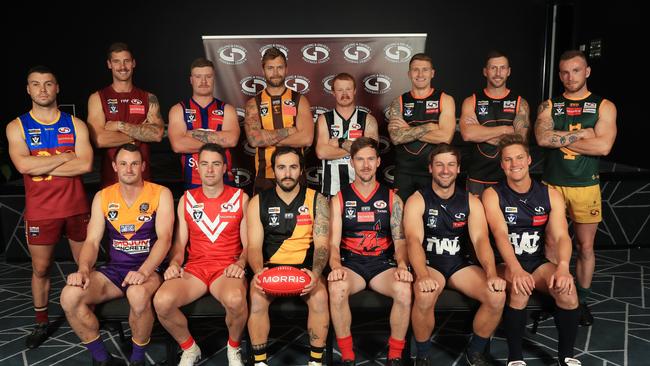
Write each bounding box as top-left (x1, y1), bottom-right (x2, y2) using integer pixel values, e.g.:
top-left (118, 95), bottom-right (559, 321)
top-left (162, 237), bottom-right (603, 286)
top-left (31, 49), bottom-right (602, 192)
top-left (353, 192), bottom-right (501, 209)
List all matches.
top-left (374, 200), bottom-right (387, 209)
top-left (58, 127), bottom-right (71, 133)
top-left (232, 168), bottom-right (253, 188)
top-left (137, 215), bottom-right (151, 222)
top-left (363, 74), bottom-right (392, 94)
top-left (269, 214), bottom-right (279, 227)
top-left (108, 99), bottom-right (118, 114)
top-left (259, 44), bottom-right (289, 59)
top-left (217, 44), bottom-right (248, 65)
top-left (425, 100), bottom-right (439, 114)
top-left (108, 210), bottom-right (118, 221)
top-left (212, 109), bottom-right (224, 116)
top-left (131, 98), bottom-right (143, 105)
top-left (345, 207), bottom-right (356, 219)
top-left (240, 76), bottom-right (267, 96)
top-left (186, 189), bottom-right (241, 242)
top-left (285, 75), bottom-right (311, 94)
top-left (321, 74), bottom-right (335, 94)
top-left (427, 215), bottom-right (437, 228)
top-left (311, 106), bottom-right (328, 123)
top-left (583, 102), bottom-right (597, 113)
top-left (506, 214), bottom-right (517, 225)
top-left (343, 43), bottom-right (372, 63)
top-left (138, 203), bottom-right (149, 213)
top-left (298, 205), bottom-right (310, 215)
top-left (427, 237), bottom-right (461, 255)
top-left (30, 135), bottom-right (41, 146)
top-left (383, 43), bottom-right (413, 63)
top-left (185, 109), bottom-right (197, 122)
top-left (301, 43), bottom-right (330, 64)
top-left (553, 102), bottom-right (565, 115)
top-left (509, 231), bottom-right (540, 255)
top-left (259, 102), bottom-right (270, 117)
top-left (503, 100), bottom-right (517, 113)
top-left (29, 226), bottom-right (40, 237)
top-left (478, 106), bottom-right (488, 116)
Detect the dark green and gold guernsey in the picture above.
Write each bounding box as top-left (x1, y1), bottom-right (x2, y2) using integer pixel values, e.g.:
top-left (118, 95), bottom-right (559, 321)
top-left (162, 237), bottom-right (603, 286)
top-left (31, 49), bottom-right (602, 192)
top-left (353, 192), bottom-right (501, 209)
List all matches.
top-left (542, 93), bottom-right (603, 187)
top-left (258, 185), bottom-right (317, 267)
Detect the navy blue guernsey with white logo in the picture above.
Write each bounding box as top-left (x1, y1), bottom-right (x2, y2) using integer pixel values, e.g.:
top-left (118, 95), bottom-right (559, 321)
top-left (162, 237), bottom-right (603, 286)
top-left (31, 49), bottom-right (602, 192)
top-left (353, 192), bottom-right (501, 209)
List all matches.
top-left (420, 186), bottom-right (470, 261)
top-left (493, 180), bottom-right (550, 260)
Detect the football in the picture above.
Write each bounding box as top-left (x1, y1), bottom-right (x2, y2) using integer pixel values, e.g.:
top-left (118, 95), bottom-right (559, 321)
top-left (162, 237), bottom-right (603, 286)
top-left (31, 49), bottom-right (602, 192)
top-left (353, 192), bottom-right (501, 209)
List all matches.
top-left (258, 266), bottom-right (311, 296)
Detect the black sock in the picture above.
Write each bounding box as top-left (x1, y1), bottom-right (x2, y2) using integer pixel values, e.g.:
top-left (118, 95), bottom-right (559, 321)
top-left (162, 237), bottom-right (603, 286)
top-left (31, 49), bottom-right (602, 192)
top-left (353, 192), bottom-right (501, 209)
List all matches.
top-left (503, 306), bottom-right (526, 362)
top-left (554, 306), bottom-right (580, 361)
top-left (467, 333), bottom-right (490, 355)
top-left (309, 345), bottom-right (324, 363)
top-left (252, 343), bottom-right (267, 364)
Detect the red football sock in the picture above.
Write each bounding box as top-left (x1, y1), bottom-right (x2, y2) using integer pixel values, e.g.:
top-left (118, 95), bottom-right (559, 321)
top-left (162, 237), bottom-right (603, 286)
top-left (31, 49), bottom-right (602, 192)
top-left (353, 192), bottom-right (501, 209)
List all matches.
top-left (336, 335), bottom-right (355, 361)
top-left (35, 306), bottom-right (48, 324)
top-left (179, 336), bottom-right (195, 350)
top-left (228, 337), bottom-right (240, 348)
top-left (388, 336), bottom-right (406, 359)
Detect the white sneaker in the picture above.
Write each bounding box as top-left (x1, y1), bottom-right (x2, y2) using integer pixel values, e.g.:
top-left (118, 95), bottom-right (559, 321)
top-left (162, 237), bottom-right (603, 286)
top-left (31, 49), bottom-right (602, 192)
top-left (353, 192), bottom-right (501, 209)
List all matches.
top-left (253, 362), bottom-right (268, 366)
top-left (507, 361), bottom-right (527, 366)
top-left (227, 344), bottom-right (244, 366)
top-left (561, 357), bottom-right (582, 366)
top-left (178, 343), bottom-right (201, 366)
top-left (307, 362), bottom-right (322, 366)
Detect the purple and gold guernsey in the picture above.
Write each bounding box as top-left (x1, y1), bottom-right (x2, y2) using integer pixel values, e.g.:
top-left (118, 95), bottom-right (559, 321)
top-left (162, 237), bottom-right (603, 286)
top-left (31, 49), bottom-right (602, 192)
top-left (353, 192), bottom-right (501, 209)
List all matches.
top-left (180, 97), bottom-right (233, 188)
top-left (18, 111), bottom-right (89, 221)
top-left (101, 181), bottom-right (162, 266)
top-left (337, 182), bottom-right (394, 257)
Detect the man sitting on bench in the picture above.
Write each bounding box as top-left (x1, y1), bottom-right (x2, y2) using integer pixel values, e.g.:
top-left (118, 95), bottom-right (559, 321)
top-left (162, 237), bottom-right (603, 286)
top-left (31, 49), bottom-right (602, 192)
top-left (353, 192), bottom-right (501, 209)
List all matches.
top-left (404, 143), bottom-right (506, 366)
top-left (328, 137), bottom-right (412, 366)
top-left (61, 144), bottom-right (174, 366)
top-left (482, 134), bottom-right (581, 366)
top-left (153, 143), bottom-right (249, 366)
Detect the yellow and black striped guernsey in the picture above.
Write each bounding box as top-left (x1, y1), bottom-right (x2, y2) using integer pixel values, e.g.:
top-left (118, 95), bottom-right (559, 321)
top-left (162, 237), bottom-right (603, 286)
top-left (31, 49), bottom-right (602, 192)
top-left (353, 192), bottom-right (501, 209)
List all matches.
top-left (255, 88), bottom-right (301, 180)
top-left (258, 185), bottom-right (316, 267)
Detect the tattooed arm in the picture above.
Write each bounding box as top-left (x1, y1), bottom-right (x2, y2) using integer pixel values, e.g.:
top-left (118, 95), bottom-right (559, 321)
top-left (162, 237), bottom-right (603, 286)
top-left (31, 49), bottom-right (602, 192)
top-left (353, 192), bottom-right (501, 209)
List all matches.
top-left (387, 97), bottom-right (435, 145)
top-left (535, 100), bottom-right (594, 148)
top-left (243, 98), bottom-right (296, 148)
top-left (562, 99), bottom-right (617, 156)
top-left (117, 93), bottom-right (164, 142)
top-left (363, 114), bottom-right (380, 142)
top-left (312, 193), bottom-right (330, 277)
top-left (390, 193), bottom-right (408, 268)
top-left (188, 104), bottom-right (241, 147)
top-left (420, 93), bottom-right (456, 144)
top-left (87, 91), bottom-right (133, 148)
top-left (277, 95), bottom-right (314, 147)
top-left (513, 98), bottom-right (530, 142)
top-left (460, 94), bottom-right (514, 143)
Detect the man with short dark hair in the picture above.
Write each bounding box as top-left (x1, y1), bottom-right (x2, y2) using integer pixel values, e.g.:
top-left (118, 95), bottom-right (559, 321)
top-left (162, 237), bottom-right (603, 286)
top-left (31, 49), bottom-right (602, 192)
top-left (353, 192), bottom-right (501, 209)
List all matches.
top-left (87, 42), bottom-right (164, 187)
top-left (244, 47), bottom-right (314, 192)
top-left (535, 50), bottom-right (617, 326)
top-left (6, 66), bottom-right (93, 348)
top-left (388, 53), bottom-right (456, 202)
top-left (483, 134), bottom-right (582, 366)
top-left (315, 73), bottom-right (379, 197)
top-left (61, 144), bottom-right (174, 366)
top-left (168, 58), bottom-right (240, 189)
top-left (247, 147), bottom-right (330, 366)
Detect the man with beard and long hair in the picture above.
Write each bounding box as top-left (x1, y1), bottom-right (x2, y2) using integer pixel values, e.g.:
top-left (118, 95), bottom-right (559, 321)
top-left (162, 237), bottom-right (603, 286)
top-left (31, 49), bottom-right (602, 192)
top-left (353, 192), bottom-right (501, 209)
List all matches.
top-left (244, 47), bottom-right (314, 193)
top-left (535, 50), bottom-right (617, 327)
top-left (404, 143), bottom-right (506, 366)
top-left (315, 73), bottom-right (379, 197)
top-left (6, 66), bottom-right (93, 349)
top-left (459, 51), bottom-right (530, 197)
top-left (328, 137), bottom-right (412, 366)
top-left (247, 147), bottom-right (330, 366)
top-left (168, 58), bottom-right (240, 189)
top-left (87, 42), bottom-right (164, 187)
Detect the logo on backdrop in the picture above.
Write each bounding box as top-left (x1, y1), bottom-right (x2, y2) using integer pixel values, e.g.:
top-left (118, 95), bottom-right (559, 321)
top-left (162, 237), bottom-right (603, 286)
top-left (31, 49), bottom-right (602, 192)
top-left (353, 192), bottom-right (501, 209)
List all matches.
top-left (243, 141), bottom-right (257, 156)
top-left (285, 75), bottom-right (311, 94)
top-left (240, 76), bottom-right (267, 96)
top-left (383, 43), bottom-right (413, 63)
top-left (259, 44), bottom-right (289, 59)
top-left (305, 166), bottom-right (322, 186)
top-left (236, 107), bottom-right (246, 127)
top-left (217, 44), bottom-right (248, 65)
top-left (363, 74), bottom-right (392, 94)
top-left (383, 165), bottom-right (395, 184)
top-left (301, 43), bottom-right (331, 64)
top-left (232, 168), bottom-right (253, 188)
top-left (342, 43), bottom-right (372, 63)
top-left (321, 74), bottom-right (336, 94)
top-left (311, 106), bottom-right (329, 123)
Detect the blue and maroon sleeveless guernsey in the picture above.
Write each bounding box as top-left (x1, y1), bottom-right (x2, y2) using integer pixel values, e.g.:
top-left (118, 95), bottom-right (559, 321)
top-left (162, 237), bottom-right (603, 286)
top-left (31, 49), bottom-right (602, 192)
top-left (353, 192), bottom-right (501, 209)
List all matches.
top-left (179, 97), bottom-right (233, 188)
top-left (18, 111), bottom-right (89, 221)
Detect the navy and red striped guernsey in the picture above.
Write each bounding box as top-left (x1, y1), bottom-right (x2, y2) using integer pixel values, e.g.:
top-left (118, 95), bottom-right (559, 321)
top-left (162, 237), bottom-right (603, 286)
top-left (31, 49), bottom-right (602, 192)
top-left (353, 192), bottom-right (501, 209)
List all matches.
top-left (338, 182), bottom-right (394, 256)
top-left (180, 97), bottom-right (233, 188)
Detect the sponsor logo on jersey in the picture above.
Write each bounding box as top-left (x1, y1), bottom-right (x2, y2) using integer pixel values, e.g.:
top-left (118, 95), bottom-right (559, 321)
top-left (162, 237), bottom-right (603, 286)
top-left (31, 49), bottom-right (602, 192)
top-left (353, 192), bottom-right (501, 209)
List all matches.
top-left (259, 102), bottom-right (270, 117)
top-left (120, 224), bottom-right (136, 234)
top-left (583, 102), bottom-right (597, 113)
top-left (108, 203), bottom-right (120, 210)
top-left (383, 42), bottom-right (412, 63)
top-left (297, 213), bottom-right (312, 225)
top-left (113, 239), bottom-right (151, 254)
top-left (553, 102), bottom-right (564, 115)
top-left (57, 134), bottom-right (74, 144)
top-left (212, 109), bottom-right (224, 116)
top-left (567, 103), bottom-right (582, 116)
top-left (282, 99), bottom-right (297, 116)
top-left (425, 100), bottom-right (439, 114)
top-left (342, 43), bottom-right (372, 63)
top-left (505, 207), bottom-right (518, 213)
top-left (532, 214), bottom-right (548, 226)
top-left (301, 43), bottom-right (330, 64)
top-left (427, 215), bottom-right (437, 228)
top-left (345, 201), bottom-right (357, 207)
top-left (374, 200), bottom-right (387, 209)
top-left (429, 209), bottom-right (439, 215)
top-left (357, 211), bottom-right (375, 222)
top-left (284, 212), bottom-right (294, 219)
top-left (503, 100), bottom-right (517, 113)
top-left (268, 207), bottom-right (281, 214)
top-left (137, 215), bottom-right (152, 222)
top-left (217, 44), bottom-right (248, 65)
top-left (58, 127), bottom-right (71, 134)
top-left (29, 226), bottom-right (40, 237)
top-left (298, 205), bottom-right (310, 215)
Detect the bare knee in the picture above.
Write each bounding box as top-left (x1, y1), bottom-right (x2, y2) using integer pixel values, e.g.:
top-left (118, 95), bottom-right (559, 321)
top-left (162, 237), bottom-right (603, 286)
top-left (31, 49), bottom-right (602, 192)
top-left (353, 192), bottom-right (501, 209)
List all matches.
top-left (153, 289), bottom-right (176, 316)
top-left (392, 282), bottom-right (412, 308)
top-left (555, 292), bottom-right (579, 310)
top-left (413, 290), bottom-right (438, 312)
top-left (60, 285), bottom-right (84, 312)
top-left (328, 281), bottom-right (350, 306)
top-left (32, 262), bottom-right (51, 279)
top-left (483, 290), bottom-right (506, 311)
top-left (308, 288), bottom-right (329, 314)
top-left (127, 286), bottom-right (153, 315)
top-left (222, 288), bottom-right (247, 313)
top-left (508, 290), bottom-right (530, 309)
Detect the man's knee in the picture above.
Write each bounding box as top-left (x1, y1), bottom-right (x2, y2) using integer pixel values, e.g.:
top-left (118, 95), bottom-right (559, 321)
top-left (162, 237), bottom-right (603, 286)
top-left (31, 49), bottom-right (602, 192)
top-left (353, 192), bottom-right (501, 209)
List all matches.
top-left (328, 280), bottom-right (350, 306)
top-left (127, 286), bottom-right (153, 315)
top-left (308, 287), bottom-right (329, 314)
top-left (555, 292), bottom-right (579, 310)
top-left (413, 289), bottom-right (438, 311)
top-left (60, 285), bottom-right (84, 312)
top-left (483, 289), bottom-right (506, 311)
top-left (392, 281), bottom-right (412, 308)
top-left (32, 262), bottom-right (51, 279)
top-left (222, 287), bottom-right (247, 313)
top-left (153, 288), bottom-right (176, 316)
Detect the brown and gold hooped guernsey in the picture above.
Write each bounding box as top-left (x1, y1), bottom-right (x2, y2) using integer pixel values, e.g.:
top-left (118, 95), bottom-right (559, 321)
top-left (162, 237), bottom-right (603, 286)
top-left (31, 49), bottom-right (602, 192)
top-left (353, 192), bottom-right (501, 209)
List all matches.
top-left (258, 186), bottom-right (316, 267)
top-left (255, 88), bottom-right (301, 180)
top-left (542, 93), bottom-right (603, 187)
